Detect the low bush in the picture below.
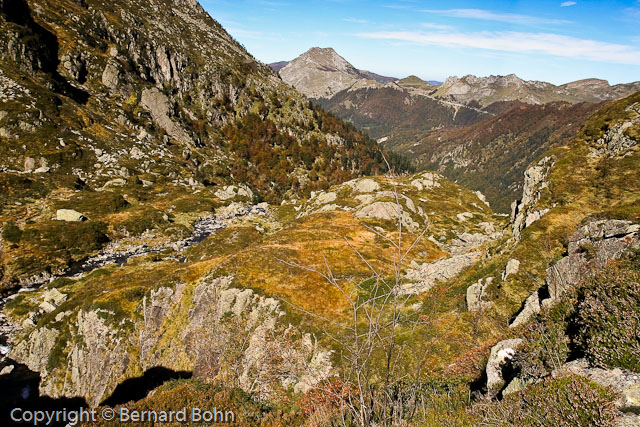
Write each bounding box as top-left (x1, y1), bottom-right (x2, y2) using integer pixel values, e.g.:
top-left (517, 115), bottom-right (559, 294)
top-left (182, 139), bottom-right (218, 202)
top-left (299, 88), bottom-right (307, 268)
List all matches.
top-left (572, 251), bottom-right (640, 372)
top-left (473, 375), bottom-right (619, 427)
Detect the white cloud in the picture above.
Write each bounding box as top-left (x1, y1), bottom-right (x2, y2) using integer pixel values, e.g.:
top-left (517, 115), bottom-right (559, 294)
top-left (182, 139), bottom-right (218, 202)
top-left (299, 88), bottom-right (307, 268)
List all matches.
top-left (355, 30), bottom-right (640, 66)
top-left (419, 9), bottom-right (571, 26)
top-left (343, 18), bottom-right (369, 24)
top-left (421, 22), bottom-right (455, 30)
top-left (560, 1), bottom-right (577, 7)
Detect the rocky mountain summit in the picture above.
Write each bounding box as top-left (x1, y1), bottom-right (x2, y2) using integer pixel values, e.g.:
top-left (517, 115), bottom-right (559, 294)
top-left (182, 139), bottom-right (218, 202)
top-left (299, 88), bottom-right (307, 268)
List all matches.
top-left (275, 47), bottom-right (396, 99)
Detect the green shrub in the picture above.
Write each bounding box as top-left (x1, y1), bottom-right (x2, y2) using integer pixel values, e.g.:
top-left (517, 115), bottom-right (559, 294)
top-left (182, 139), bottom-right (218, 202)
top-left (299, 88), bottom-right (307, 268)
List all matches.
top-left (474, 376), bottom-right (619, 427)
top-left (514, 317), bottom-right (571, 381)
top-left (572, 252), bottom-right (640, 371)
top-left (2, 221), bottom-right (23, 243)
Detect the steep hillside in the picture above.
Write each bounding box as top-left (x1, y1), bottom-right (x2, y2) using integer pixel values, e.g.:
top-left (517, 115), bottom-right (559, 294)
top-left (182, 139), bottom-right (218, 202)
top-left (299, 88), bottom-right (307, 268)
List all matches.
top-left (0, 0), bottom-right (407, 288)
top-left (315, 86), bottom-right (491, 143)
top-left (451, 91), bottom-right (640, 425)
top-left (397, 101), bottom-right (604, 212)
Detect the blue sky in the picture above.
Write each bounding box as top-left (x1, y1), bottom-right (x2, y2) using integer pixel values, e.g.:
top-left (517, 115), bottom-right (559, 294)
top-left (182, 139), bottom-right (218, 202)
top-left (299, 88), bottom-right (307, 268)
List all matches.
top-left (201, 0), bottom-right (640, 85)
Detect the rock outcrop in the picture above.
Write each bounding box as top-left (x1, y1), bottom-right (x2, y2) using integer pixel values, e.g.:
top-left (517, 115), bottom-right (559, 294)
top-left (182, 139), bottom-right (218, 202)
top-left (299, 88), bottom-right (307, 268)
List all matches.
top-left (355, 202), bottom-right (419, 231)
top-left (56, 209), bottom-right (86, 222)
top-left (9, 275), bottom-right (333, 406)
top-left (486, 338), bottom-right (523, 398)
top-left (502, 259), bottom-right (520, 281)
top-left (466, 277), bottom-right (493, 312)
top-left (592, 102), bottom-right (640, 157)
top-left (140, 87), bottom-right (193, 146)
top-left (511, 156), bottom-right (554, 242)
top-left (509, 219), bottom-right (640, 328)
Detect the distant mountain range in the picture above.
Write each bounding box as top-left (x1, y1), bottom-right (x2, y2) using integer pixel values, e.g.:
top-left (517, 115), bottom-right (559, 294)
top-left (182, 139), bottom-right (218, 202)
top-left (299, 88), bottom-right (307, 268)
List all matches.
top-left (271, 47), bottom-right (640, 212)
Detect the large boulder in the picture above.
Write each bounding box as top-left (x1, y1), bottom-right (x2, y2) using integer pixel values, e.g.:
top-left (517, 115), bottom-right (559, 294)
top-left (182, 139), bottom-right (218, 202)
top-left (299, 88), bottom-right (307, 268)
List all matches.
top-left (509, 292), bottom-right (541, 328)
top-left (56, 209), bottom-right (86, 222)
top-left (354, 178), bottom-right (379, 193)
top-left (355, 202), bottom-right (419, 231)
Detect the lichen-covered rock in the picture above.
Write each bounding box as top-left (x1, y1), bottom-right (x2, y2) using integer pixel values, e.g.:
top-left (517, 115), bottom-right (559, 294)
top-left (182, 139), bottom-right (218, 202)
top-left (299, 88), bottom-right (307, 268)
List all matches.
top-left (410, 172), bottom-right (441, 191)
top-left (354, 178), bottom-right (379, 193)
top-left (593, 103), bottom-right (640, 157)
top-left (545, 219), bottom-right (639, 301)
top-left (502, 259), bottom-right (520, 281)
top-left (510, 219), bottom-right (640, 327)
top-left (475, 190), bottom-right (490, 207)
top-left (511, 156), bottom-right (554, 241)
top-left (214, 184), bottom-right (253, 201)
top-left (63, 309), bottom-right (130, 407)
top-left (466, 277), bottom-right (493, 312)
top-left (141, 87), bottom-right (193, 146)
top-left (509, 292), bottom-right (541, 328)
top-left (23, 156), bottom-right (36, 172)
top-left (8, 274), bottom-right (333, 406)
top-left (403, 254), bottom-right (475, 295)
top-left (314, 191), bottom-right (337, 204)
top-left (486, 338), bottom-right (523, 398)
top-left (355, 202), bottom-right (419, 231)
top-left (457, 212), bottom-right (473, 222)
top-left (10, 327), bottom-right (59, 376)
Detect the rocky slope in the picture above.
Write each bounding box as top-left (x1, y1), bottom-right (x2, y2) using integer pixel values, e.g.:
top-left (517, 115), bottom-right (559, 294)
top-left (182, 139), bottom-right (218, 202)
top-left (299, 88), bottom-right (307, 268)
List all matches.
top-left (459, 92), bottom-right (640, 425)
top-left (1, 3), bottom-right (639, 425)
top-left (0, 0), bottom-right (407, 289)
top-left (8, 92), bottom-right (635, 424)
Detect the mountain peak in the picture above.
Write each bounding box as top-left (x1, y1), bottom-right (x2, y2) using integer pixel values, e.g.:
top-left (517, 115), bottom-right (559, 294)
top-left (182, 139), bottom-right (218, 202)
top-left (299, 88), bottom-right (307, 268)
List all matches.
top-left (291, 47), bottom-right (356, 74)
top-left (278, 47), bottom-right (394, 99)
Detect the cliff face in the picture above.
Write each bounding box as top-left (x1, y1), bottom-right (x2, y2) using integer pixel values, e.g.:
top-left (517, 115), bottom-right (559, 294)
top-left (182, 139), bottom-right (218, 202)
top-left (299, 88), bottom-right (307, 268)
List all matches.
top-left (10, 275), bottom-right (332, 406)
